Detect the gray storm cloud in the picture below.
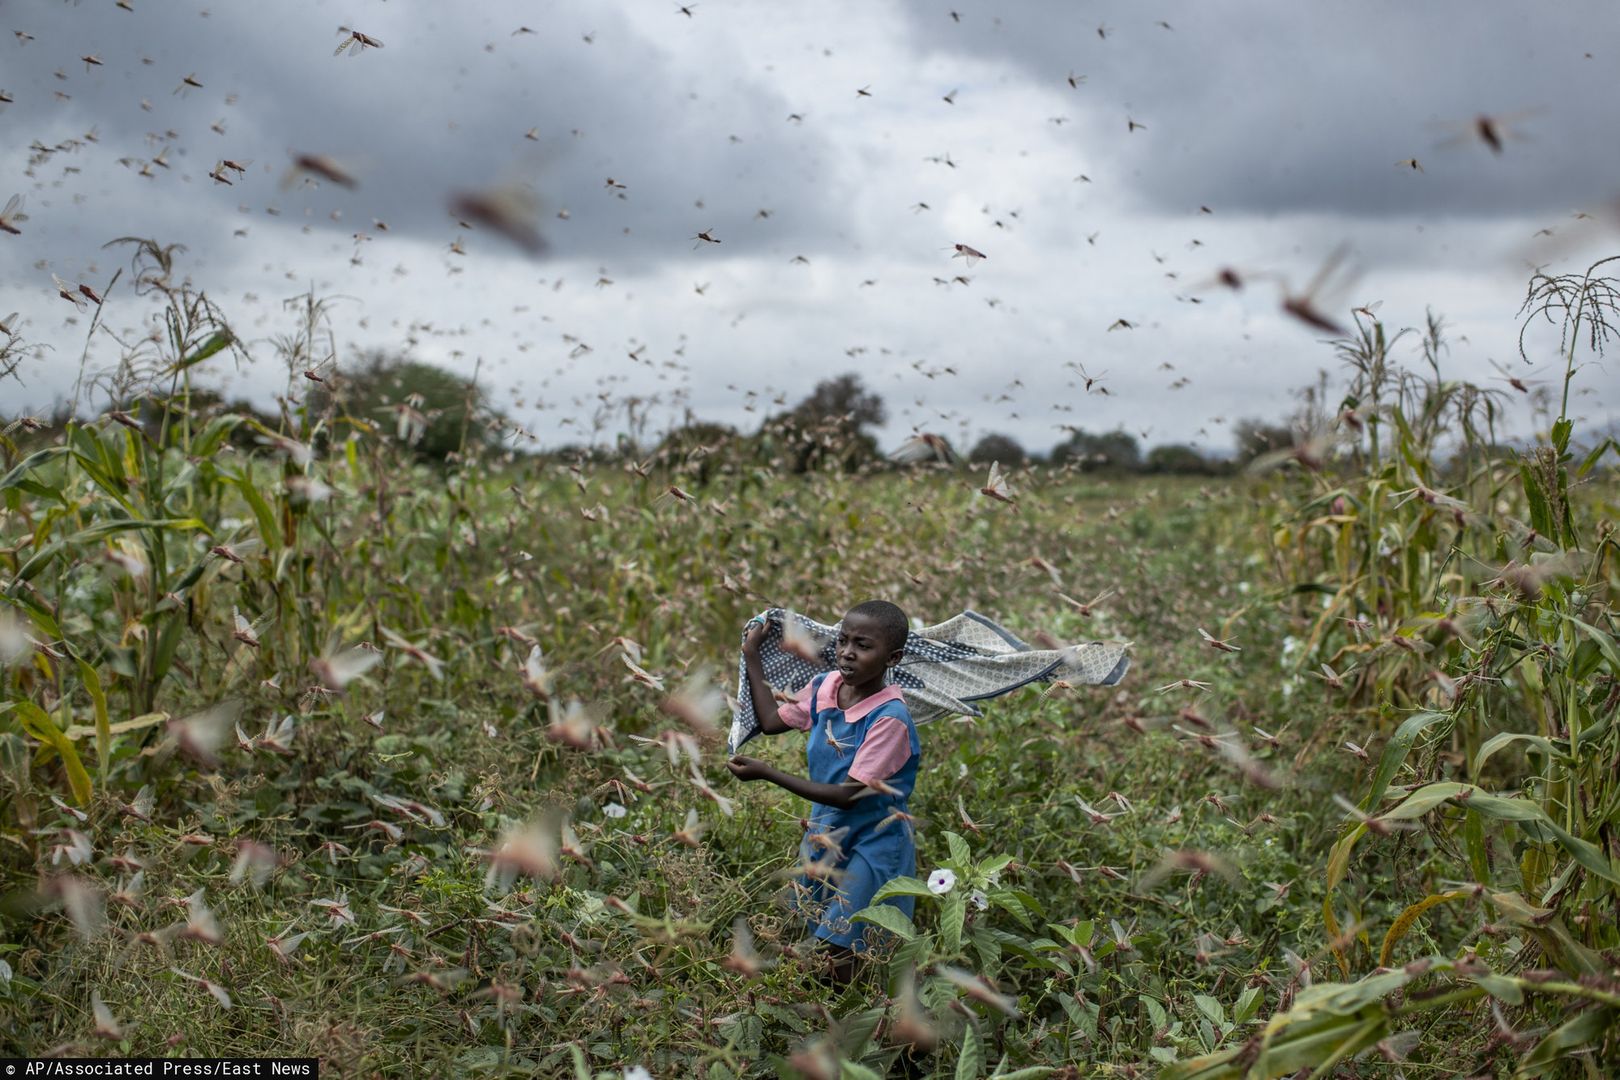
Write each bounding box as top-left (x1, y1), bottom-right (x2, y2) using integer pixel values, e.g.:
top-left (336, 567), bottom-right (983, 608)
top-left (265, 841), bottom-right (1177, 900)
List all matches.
top-left (1, 0), bottom-right (1614, 456)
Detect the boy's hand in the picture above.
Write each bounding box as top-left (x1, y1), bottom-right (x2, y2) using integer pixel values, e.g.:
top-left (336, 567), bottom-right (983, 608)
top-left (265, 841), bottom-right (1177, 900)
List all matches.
top-left (726, 755), bottom-right (770, 782)
top-left (742, 620), bottom-right (767, 656)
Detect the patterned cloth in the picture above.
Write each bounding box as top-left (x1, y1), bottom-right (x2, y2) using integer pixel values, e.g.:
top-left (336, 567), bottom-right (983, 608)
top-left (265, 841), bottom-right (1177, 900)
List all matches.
top-left (729, 608), bottom-right (1131, 754)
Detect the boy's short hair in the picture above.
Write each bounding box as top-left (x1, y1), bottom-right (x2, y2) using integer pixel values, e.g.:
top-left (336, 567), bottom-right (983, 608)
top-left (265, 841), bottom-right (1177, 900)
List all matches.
top-left (845, 600), bottom-right (910, 655)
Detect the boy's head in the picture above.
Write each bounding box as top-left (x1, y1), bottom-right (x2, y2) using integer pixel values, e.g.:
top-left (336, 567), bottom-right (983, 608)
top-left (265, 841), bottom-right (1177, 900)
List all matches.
top-left (842, 600), bottom-right (910, 660)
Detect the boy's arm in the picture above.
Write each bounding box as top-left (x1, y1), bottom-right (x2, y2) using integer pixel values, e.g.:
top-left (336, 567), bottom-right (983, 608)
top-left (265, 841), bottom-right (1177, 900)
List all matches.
top-left (728, 756), bottom-right (869, 810)
top-left (742, 627), bottom-right (791, 735)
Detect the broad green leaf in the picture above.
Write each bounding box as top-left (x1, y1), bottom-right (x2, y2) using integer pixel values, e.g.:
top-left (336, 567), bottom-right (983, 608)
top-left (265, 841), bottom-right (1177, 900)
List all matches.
top-left (192, 412), bottom-right (244, 458)
top-left (1324, 825), bottom-right (1366, 894)
top-left (955, 1021), bottom-right (982, 1080)
top-left (14, 700), bottom-right (92, 805)
top-left (1575, 436), bottom-right (1617, 477)
top-left (6, 476), bottom-right (67, 505)
top-left (10, 539), bottom-right (67, 587)
top-left (1256, 1014), bottom-right (1386, 1078)
top-left (837, 1005), bottom-right (887, 1060)
top-left (0, 446), bottom-right (70, 492)
top-left (73, 517), bottom-right (211, 543)
top-left (74, 658), bottom-right (111, 786)
top-left (1006, 889), bottom-right (1046, 920)
top-left (1287, 966), bottom-right (1423, 1019)
top-left (68, 447), bottom-right (135, 514)
top-left (1463, 810), bottom-right (1490, 885)
top-left (1322, 823), bottom-right (1366, 978)
top-left (1550, 417), bottom-right (1572, 455)
top-left (1377, 781), bottom-right (1466, 821)
top-left (1383, 784), bottom-right (1620, 885)
top-left (850, 903), bottom-right (916, 941)
top-left (1516, 1005), bottom-right (1616, 1076)
top-left (151, 616), bottom-right (186, 687)
top-left (1233, 986), bottom-right (1263, 1025)
top-left (1559, 614), bottom-right (1620, 679)
top-left (871, 876), bottom-right (936, 903)
top-left (1520, 461), bottom-right (1554, 539)
top-left (940, 890), bottom-right (966, 955)
top-left (1474, 731), bottom-right (1562, 774)
top-left (945, 830), bottom-right (971, 866)
top-left (1193, 994), bottom-right (1225, 1026)
top-left (1487, 892), bottom-right (1603, 974)
top-left (1360, 711), bottom-right (1450, 812)
top-left (234, 472), bottom-right (282, 553)
top-left (1538, 819), bottom-right (1620, 886)
top-left (167, 329), bottom-right (233, 373)
top-left (985, 888), bottom-right (1032, 926)
top-left (1468, 972), bottom-right (1523, 1005)
top-left (977, 853), bottom-right (1014, 880)
top-left (969, 925), bottom-right (1001, 972)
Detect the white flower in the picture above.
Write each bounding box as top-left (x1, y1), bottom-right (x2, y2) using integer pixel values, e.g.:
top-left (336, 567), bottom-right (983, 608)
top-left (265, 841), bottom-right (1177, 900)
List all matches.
top-left (968, 889), bottom-right (988, 912)
top-left (624, 1067), bottom-right (653, 1080)
top-left (603, 802), bottom-right (627, 819)
top-left (927, 868), bottom-right (956, 895)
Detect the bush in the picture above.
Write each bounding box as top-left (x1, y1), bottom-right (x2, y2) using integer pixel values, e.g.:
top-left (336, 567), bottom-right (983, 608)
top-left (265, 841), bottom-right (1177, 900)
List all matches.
top-left (313, 350), bottom-right (504, 462)
top-left (769, 373), bottom-right (887, 473)
top-left (968, 433), bottom-right (1028, 465)
top-left (1049, 428), bottom-right (1141, 471)
top-left (1144, 443), bottom-right (1222, 475)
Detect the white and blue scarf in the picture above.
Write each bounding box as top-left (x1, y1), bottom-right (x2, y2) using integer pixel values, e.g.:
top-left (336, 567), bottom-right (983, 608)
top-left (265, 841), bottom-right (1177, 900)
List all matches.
top-left (729, 608), bottom-right (1131, 753)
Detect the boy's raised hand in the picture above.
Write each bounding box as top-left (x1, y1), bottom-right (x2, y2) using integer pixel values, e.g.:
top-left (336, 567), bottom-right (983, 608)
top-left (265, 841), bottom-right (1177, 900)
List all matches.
top-left (727, 755), bottom-right (770, 781)
top-left (742, 619), bottom-right (768, 655)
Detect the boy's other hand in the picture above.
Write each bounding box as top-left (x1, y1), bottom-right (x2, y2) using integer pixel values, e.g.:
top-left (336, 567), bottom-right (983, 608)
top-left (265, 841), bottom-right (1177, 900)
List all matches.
top-left (726, 755), bottom-right (769, 781)
top-left (742, 620), bottom-right (767, 655)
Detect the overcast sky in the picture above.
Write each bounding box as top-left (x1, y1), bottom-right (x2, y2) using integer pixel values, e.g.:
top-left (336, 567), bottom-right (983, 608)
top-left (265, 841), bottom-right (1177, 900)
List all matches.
top-left (2, 0), bottom-right (1617, 456)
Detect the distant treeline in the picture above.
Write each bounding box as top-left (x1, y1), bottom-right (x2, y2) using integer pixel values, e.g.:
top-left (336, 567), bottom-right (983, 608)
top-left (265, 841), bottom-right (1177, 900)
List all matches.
top-left (30, 357), bottom-right (1534, 480)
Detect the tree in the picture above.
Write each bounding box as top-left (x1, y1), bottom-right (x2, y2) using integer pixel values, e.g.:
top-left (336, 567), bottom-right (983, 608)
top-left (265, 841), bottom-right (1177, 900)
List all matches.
top-left (791, 373), bottom-right (886, 430)
top-left (654, 418), bottom-right (741, 487)
top-left (968, 433), bottom-right (1028, 465)
top-left (1049, 428), bottom-right (1141, 472)
top-left (770, 373), bottom-right (887, 473)
top-left (314, 350), bottom-right (503, 463)
top-left (1232, 418), bottom-right (1295, 468)
top-left (1145, 443), bottom-right (1221, 475)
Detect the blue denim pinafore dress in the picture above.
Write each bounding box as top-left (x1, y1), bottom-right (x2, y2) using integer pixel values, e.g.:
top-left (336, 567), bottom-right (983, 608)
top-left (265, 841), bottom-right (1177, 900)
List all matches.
top-left (795, 672), bottom-right (921, 953)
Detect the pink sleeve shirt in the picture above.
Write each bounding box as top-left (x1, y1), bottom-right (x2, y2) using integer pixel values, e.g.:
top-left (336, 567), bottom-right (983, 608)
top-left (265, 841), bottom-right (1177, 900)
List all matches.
top-left (776, 680), bottom-right (816, 731)
top-left (776, 672), bottom-right (914, 787)
top-left (848, 715), bottom-right (912, 787)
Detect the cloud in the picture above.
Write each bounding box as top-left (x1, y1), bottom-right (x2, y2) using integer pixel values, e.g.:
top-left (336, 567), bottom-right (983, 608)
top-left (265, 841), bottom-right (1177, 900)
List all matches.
top-left (0, 0), bottom-right (1613, 455)
top-left (896, 0), bottom-right (1620, 218)
top-left (0, 0), bottom-right (847, 272)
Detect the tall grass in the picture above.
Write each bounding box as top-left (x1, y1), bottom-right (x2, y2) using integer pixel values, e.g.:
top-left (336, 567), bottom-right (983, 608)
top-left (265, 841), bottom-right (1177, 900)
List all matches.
top-left (1173, 264), bottom-right (1619, 1079)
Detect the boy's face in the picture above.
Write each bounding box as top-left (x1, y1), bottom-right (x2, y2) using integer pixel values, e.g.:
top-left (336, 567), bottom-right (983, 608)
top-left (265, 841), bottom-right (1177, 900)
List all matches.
top-left (836, 611), bottom-right (903, 687)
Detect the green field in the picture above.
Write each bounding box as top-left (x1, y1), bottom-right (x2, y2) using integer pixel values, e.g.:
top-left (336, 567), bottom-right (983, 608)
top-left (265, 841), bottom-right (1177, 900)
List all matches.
top-left (2, 265), bottom-right (1618, 1078)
